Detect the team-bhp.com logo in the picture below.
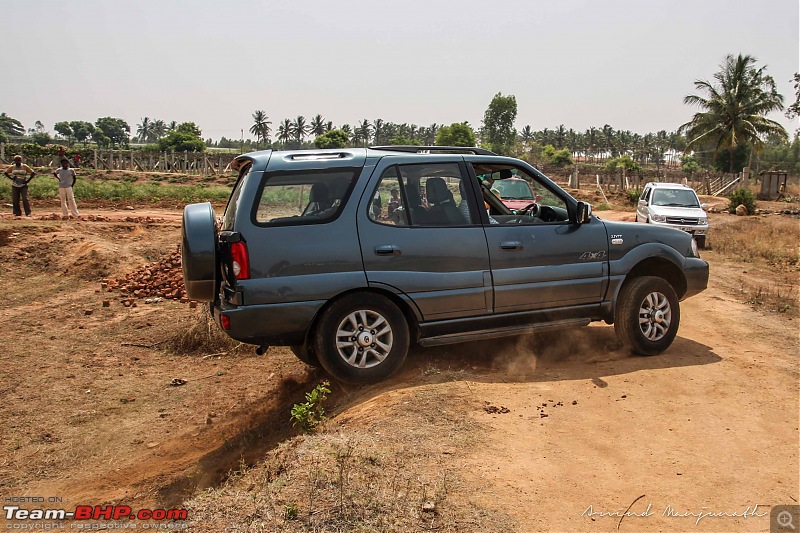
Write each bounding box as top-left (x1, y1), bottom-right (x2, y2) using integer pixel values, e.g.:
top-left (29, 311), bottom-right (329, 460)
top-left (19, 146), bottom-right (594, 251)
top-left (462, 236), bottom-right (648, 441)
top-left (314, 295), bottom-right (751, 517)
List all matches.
top-left (4, 504), bottom-right (188, 521)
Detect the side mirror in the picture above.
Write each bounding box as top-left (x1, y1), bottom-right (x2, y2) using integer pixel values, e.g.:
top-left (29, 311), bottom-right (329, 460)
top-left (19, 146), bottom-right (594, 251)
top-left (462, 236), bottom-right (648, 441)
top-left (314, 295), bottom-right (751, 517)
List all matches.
top-left (576, 201), bottom-right (593, 223)
top-left (701, 203), bottom-right (708, 210)
top-left (638, 199), bottom-right (647, 207)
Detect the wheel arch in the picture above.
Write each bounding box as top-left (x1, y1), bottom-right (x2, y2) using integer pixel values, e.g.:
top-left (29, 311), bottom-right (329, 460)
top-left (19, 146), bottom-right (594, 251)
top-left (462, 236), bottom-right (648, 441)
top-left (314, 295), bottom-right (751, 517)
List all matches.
top-left (304, 287), bottom-right (421, 347)
top-left (622, 257), bottom-right (688, 300)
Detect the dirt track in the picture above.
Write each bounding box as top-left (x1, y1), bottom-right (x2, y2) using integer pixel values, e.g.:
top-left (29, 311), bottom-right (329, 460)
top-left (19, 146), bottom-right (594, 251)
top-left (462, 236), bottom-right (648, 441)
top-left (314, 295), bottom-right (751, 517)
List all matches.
top-left (0, 205), bottom-right (797, 531)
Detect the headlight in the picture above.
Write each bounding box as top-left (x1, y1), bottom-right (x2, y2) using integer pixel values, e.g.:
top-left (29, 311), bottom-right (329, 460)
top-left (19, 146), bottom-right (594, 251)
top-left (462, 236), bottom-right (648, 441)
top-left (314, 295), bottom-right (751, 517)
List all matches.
top-left (698, 217), bottom-right (708, 225)
top-left (690, 237), bottom-right (699, 257)
top-left (651, 214), bottom-right (667, 223)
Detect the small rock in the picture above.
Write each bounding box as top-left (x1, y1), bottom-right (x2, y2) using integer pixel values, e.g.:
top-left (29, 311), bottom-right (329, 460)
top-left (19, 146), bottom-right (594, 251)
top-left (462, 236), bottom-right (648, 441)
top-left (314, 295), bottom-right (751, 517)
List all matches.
top-left (170, 378), bottom-right (187, 387)
top-left (102, 301), bottom-right (110, 307)
top-left (572, 400), bottom-right (578, 405)
top-left (126, 206), bottom-right (135, 210)
top-left (146, 442), bottom-right (158, 448)
top-left (735, 204), bottom-right (748, 216)
top-left (84, 309), bottom-right (93, 316)
top-left (189, 301), bottom-right (198, 309)
top-left (422, 501), bottom-right (436, 513)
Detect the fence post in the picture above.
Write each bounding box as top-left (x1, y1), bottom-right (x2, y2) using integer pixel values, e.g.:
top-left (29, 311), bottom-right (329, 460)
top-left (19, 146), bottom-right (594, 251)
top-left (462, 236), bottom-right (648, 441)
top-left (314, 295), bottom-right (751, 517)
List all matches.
top-left (184, 151), bottom-right (188, 172)
top-left (0, 141), bottom-right (4, 160)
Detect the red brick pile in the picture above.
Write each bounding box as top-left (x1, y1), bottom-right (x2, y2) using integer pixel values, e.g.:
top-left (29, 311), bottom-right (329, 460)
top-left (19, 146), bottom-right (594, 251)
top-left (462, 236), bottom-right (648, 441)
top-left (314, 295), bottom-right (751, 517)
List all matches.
top-left (102, 247), bottom-right (193, 307)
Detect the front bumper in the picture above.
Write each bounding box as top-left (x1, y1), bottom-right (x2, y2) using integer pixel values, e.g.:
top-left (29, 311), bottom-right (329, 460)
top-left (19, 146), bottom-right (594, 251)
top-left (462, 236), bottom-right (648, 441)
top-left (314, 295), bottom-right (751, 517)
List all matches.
top-left (683, 257), bottom-right (709, 299)
top-left (649, 219), bottom-right (709, 236)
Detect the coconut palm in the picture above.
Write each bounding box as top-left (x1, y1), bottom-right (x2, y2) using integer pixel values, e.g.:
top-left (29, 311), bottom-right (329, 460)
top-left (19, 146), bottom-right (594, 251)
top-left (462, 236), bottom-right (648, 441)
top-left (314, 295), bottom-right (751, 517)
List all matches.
top-left (679, 53), bottom-right (787, 173)
top-left (554, 124), bottom-right (567, 149)
top-left (292, 116), bottom-right (308, 143)
top-left (136, 117), bottom-right (152, 144)
top-left (167, 121), bottom-right (177, 132)
top-left (357, 119), bottom-right (372, 146)
top-left (372, 119), bottom-right (385, 145)
top-left (277, 119), bottom-right (293, 144)
top-left (151, 120), bottom-right (167, 140)
top-left (249, 110), bottom-right (272, 148)
top-left (309, 114), bottom-right (326, 137)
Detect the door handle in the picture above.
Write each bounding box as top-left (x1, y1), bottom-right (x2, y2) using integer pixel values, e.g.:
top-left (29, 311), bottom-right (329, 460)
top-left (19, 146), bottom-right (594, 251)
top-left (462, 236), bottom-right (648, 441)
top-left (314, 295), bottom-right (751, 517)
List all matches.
top-left (374, 245), bottom-right (400, 256)
top-left (500, 241), bottom-right (523, 250)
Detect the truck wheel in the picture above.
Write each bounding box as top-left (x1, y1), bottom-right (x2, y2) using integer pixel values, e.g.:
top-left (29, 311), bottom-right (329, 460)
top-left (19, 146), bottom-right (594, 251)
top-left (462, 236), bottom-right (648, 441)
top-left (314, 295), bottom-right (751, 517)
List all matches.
top-left (181, 202), bottom-right (219, 302)
top-left (614, 276), bottom-right (680, 356)
top-left (290, 343), bottom-right (322, 368)
top-left (695, 236), bottom-right (706, 249)
top-left (313, 293), bottom-right (409, 384)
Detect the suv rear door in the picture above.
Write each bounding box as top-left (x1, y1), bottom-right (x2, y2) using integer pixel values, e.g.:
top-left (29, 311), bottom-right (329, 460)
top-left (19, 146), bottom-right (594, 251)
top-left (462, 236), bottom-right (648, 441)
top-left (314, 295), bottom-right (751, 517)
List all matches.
top-left (357, 157), bottom-right (493, 321)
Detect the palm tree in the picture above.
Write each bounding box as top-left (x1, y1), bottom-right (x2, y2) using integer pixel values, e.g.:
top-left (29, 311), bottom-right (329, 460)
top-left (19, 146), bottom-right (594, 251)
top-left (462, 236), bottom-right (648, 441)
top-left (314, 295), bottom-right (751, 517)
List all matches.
top-left (372, 119), bottom-right (385, 145)
top-left (519, 125), bottom-right (534, 151)
top-left (679, 53), bottom-right (787, 173)
top-left (309, 114), bottom-right (326, 137)
top-left (249, 110), bottom-right (272, 149)
top-left (602, 124), bottom-right (616, 159)
top-left (167, 121), bottom-right (177, 132)
top-left (555, 124), bottom-right (567, 149)
top-left (292, 116), bottom-right (308, 144)
top-left (136, 117), bottom-right (152, 144)
top-left (277, 119), bottom-right (293, 144)
top-left (151, 120), bottom-right (167, 140)
top-left (357, 119), bottom-right (372, 146)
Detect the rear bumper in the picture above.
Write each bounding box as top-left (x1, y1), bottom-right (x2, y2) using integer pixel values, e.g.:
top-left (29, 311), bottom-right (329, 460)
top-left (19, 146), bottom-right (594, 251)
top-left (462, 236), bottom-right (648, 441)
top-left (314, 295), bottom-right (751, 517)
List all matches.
top-left (683, 257), bottom-right (709, 299)
top-left (211, 299), bottom-right (324, 346)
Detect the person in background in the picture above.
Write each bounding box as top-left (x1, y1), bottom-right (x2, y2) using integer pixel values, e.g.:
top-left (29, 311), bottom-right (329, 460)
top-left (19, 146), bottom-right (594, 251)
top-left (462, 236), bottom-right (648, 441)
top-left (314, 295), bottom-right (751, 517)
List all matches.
top-left (4, 155), bottom-right (35, 218)
top-left (53, 159), bottom-right (80, 218)
top-left (73, 153), bottom-right (82, 167)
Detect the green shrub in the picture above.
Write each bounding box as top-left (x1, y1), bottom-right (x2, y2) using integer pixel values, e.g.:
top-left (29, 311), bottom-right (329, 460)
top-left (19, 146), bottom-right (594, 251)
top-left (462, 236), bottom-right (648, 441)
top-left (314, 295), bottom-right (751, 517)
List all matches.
top-left (728, 187), bottom-right (756, 214)
top-left (290, 381), bottom-right (331, 433)
top-left (626, 188), bottom-right (643, 205)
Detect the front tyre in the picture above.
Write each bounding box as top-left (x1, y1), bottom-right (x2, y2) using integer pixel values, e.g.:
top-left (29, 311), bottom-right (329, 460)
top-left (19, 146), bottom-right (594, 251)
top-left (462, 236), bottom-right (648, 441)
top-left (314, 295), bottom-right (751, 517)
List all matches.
top-left (614, 276), bottom-right (680, 356)
top-left (313, 293), bottom-right (409, 384)
top-left (695, 235), bottom-right (706, 249)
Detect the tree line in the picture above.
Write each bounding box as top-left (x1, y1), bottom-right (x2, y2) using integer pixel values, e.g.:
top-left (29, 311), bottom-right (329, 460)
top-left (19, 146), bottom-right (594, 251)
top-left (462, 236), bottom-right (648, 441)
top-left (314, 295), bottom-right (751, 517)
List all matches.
top-left (2, 53), bottom-right (798, 173)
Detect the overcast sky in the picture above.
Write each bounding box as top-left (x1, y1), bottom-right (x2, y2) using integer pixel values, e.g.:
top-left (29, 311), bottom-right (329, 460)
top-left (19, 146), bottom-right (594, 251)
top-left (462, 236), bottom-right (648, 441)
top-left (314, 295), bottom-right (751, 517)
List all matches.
top-left (3, 0), bottom-right (798, 141)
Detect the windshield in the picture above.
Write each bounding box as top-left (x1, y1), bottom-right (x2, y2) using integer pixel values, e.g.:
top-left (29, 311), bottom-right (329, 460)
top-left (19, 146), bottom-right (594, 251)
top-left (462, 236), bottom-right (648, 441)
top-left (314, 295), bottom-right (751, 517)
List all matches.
top-left (652, 188), bottom-right (700, 208)
top-left (492, 179), bottom-right (534, 200)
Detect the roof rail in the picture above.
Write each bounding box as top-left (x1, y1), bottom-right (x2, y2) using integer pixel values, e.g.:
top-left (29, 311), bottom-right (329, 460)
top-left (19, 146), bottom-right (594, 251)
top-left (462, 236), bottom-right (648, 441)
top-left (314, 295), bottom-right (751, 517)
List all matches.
top-left (370, 145), bottom-right (497, 156)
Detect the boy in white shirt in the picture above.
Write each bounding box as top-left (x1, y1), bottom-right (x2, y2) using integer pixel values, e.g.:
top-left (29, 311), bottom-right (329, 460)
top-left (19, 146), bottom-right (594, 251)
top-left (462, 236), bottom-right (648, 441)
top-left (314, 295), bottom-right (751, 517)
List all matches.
top-left (53, 159), bottom-right (80, 218)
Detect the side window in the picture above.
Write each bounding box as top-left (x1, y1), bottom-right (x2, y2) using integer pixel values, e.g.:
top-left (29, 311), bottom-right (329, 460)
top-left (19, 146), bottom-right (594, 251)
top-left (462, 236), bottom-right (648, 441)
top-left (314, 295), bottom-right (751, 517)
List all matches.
top-left (472, 165), bottom-right (570, 224)
top-left (399, 163), bottom-right (475, 226)
top-left (369, 166), bottom-right (409, 226)
top-left (369, 163), bottom-right (476, 227)
top-left (254, 169), bottom-right (358, 225)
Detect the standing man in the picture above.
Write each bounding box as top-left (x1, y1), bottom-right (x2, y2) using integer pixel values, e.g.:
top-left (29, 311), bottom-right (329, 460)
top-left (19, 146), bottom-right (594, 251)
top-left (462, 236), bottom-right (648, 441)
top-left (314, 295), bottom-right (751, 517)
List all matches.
top-left (53, 159), bottom-right (80, 218)
top-left (4, 155), bottom-right (35, 218)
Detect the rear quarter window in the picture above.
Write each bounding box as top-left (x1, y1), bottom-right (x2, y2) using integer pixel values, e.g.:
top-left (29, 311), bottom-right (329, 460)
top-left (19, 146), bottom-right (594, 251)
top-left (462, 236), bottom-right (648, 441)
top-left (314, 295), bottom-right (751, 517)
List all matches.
top-left (222, 164), bottom-right (251, 231)
top-left (253, 168), bottom-right (359, 226)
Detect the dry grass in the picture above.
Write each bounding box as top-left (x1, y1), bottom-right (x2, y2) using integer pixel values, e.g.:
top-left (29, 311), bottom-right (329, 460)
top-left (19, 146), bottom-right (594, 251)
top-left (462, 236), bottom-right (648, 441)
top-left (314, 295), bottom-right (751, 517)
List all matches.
top-left (186, 385), bottom-right (514, 532)
top-left (709, 216), bottom-right (800, 266)
top-left (164, 308), bottom-right (247, 356)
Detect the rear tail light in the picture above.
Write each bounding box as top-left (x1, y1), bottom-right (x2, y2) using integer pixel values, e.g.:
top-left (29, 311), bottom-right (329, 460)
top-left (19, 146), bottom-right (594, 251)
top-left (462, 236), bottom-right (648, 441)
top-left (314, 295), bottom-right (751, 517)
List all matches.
top-left (220, 314), bottom-right (231, 330)
top-left (230, 241), bottom-right (250, 280)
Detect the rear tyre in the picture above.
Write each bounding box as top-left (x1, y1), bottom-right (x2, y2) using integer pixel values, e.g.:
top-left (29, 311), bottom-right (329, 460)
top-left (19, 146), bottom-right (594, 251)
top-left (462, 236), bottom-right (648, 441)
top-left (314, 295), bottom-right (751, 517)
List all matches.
top-left (313, 293), bottom-right (409, 384)
top-left (695, 235), bottom-right (706, 249)
top-left (290, 343), bottom-right (322, 368)
top-left (614, 276), bottom-right (680, 356)
top-left (181, 202), bottom-right (219, 302)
